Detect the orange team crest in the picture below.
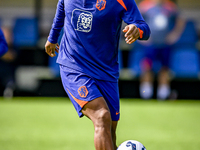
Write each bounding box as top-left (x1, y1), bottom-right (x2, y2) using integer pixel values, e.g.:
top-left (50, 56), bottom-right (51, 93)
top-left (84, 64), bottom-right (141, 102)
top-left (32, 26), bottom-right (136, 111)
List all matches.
top-left (96, 0), bottom-right (106, 11)
top-left (78, 86), bottom-right (88, 98)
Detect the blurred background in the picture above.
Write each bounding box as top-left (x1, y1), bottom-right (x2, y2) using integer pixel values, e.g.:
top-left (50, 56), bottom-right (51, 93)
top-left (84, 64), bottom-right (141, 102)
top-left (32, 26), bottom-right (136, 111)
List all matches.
top-left (0, 0), bottom-right (200, 100)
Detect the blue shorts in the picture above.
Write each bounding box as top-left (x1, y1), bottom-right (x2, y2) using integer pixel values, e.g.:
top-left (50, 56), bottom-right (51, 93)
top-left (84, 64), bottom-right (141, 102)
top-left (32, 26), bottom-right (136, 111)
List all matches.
top-left (140, 44), bottom-right (171, 72)
top-left (59, 65), bottom-right (120, 121)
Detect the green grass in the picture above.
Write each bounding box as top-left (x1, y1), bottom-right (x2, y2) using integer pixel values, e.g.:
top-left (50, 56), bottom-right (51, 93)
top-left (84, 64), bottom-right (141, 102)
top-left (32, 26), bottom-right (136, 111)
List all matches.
top-left (0, 97), bottom-right (200, 150)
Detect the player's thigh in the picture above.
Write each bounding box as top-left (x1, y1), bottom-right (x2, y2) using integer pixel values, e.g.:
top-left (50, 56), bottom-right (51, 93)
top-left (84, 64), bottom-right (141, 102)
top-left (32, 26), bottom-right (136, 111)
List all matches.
top-left (60, 65), bottom-right (103, 118)
top-left (82, 97), bottom-right (111, 122)
top-left (95, 79), bottom-right (120, 121)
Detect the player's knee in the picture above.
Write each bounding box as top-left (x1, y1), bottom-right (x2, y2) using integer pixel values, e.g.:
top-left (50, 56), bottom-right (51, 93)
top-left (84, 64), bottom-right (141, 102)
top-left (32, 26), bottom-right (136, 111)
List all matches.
top-left (95, 108), bottom-right (111, 126)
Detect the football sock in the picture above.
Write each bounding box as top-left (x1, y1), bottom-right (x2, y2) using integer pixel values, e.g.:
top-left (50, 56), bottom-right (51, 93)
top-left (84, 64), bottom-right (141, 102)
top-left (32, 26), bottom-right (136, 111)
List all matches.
top-left (140, 82), bottom-right (153, 99)
top-left (157, 84), bottom-right (170, 100)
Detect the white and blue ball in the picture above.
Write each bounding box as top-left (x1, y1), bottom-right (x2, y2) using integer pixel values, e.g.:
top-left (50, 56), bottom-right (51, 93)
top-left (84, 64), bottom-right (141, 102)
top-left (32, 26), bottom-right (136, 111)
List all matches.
top-left (117, 140), bottom-right (146, 150)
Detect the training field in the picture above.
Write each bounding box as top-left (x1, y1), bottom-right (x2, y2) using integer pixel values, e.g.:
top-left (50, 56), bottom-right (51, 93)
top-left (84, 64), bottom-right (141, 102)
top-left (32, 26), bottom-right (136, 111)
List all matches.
top-left (0, 97), bottom-right (200, 150)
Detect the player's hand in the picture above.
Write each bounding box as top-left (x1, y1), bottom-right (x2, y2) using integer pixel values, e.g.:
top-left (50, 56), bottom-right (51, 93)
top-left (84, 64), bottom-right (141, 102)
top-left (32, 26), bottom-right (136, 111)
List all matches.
top-left (45, 40), bottom-right (59, 57)
top-left (123, 24), bottom-right (140, 44)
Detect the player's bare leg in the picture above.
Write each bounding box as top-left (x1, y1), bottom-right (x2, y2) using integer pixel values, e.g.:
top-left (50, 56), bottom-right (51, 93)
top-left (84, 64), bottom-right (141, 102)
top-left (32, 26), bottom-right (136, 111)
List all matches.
top-left (82, 97), bottom-right (115, 150)
top-left (140, 70), bottom-right (154, 99)
top-left (158, 68), bottom-right (170, 85)
top-left (111, 121), bottom-right (118, 150)
top-left (157, 67), bottom-right (171, 99)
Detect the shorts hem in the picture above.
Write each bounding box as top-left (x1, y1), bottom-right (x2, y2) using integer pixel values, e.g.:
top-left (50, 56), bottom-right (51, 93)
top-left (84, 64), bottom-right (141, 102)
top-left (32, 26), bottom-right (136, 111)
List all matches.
top-left (78, 95), bottom-right (103, 118)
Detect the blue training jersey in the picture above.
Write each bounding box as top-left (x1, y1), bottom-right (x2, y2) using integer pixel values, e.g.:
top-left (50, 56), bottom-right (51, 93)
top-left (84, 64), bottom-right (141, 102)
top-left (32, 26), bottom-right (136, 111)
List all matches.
top-left (0, 28), bottom-right (8, 57)
top-left (48, 0), bottom-right (150, 82)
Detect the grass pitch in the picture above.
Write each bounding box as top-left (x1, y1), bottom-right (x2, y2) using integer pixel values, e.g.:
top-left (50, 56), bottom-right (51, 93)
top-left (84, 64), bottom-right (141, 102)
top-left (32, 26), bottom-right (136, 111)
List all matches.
top-left (0, 97), bottom-right (200, 150)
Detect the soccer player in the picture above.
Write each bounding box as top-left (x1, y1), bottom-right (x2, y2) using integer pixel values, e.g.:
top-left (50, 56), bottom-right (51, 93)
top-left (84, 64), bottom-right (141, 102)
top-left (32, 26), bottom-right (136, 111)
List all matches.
top-left (45, 0), bottom-right (150, 150)
top-left (0, 28), bottom-right (8, 57)
top-left (0, 27), bottom-right (16, 98)
top-left (138, 0), bottom-right (185, 100)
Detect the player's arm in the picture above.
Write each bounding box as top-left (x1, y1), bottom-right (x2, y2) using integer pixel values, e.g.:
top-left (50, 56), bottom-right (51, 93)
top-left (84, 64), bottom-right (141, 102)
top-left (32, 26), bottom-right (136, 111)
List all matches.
top-left (122, 0), bottom-right (151, 44)
top-left (45, 0), bottom-right (65, 57)
top-left (0, 28), bottom-right (8, 57)
top-left (165, 13), bottom-right (186, 45)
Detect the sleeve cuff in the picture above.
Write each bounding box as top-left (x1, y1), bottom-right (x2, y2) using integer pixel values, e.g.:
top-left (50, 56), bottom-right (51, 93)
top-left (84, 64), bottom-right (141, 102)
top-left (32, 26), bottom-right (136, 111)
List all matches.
top-left (138, 28), bottom-right (144, 39)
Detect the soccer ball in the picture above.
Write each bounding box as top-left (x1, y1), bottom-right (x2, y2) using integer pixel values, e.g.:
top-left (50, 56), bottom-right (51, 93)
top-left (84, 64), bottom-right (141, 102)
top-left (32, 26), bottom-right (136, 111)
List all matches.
top-left (117, 140), bottom-right (146, 150)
